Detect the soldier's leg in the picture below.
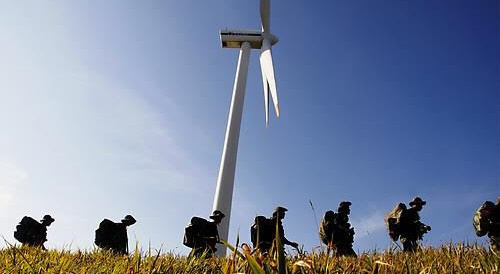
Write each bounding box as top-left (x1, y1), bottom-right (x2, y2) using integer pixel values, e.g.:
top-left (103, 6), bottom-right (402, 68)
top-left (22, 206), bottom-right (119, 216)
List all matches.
top-left (259, 242), bottom-right (271, 254)
top-left (346, 246), bottom-right (357, 257)
top-left (401, 238), bottom-right (413, 252)
top-left (205, 245), bottom-right (217, 258)
top-left (332, 244), bottom-right (343, 257)
top-left (406, 240), bottom-right (418, 252)
top-left (336, 243), bottom-right (356, 257)
top-left (489, 236), bottom-right (500, 253)
top-left (190, 247), bottom-right (204, 257)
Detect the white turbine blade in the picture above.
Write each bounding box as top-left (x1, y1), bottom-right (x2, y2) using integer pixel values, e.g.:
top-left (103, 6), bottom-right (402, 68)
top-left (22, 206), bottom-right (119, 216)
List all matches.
top-left (260, 65), bottom-right (270, 126)
top-left (260, 0), bottom-right (270, 33)
top-left (259, 38), bottom-right (279, 117)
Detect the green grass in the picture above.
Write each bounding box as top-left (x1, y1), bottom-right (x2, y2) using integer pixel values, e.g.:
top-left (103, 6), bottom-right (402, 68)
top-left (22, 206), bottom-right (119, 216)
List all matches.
top-left (0, 243), bottom-right (498, 273)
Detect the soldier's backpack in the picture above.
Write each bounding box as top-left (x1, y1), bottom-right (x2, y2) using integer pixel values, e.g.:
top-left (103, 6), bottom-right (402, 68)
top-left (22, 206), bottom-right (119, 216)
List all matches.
top-left (319, 211), bottom-right (337, 245)
top-left (183, 217), bottom-right (209, 248)
top-left (95, 219), bottom-right (118, 248)
top-left (14, 216), bottom-right (44, 244)
top-left (385, 203), bottom-right (407, 241)
top-left (250, 216), bottom-right (274, 248)
top-left (473, 201), bottom-right (494, 237)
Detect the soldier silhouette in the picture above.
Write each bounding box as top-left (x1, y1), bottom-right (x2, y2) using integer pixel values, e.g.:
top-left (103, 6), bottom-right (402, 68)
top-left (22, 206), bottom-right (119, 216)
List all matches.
top-left (250, 206), bottom-right (298, 253)
top-left (271, 206), bottom-right (299, 250)
top-left (14, 214), bottom-right (55, 250)
top-left (473, 197), bottom-right (500, 252)
top-left (185, 210), bottom-right (225, 257)
top-left (95, 215), bottom-right (136, 254)
top-left (387, 197), bottom-right (431, 252)
top-left (319, 202), bottom-right (356, 257)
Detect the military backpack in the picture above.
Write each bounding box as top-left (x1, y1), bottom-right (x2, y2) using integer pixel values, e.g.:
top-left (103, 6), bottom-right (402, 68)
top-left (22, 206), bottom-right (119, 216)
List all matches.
top-left (14, 216), bottom-right (45, 245)
top-left (385, 203), bottom-right (407, 241)
top-left (95, 219), bottom-right (119, 248)
top-left (250, 216), bottom-right (274, 248)
top-left (473, 201), bottom-right (494, 237)
top-left (183, 217), bottom-right (209, 248)
top-left (319, 211), bottom-right (337, 245)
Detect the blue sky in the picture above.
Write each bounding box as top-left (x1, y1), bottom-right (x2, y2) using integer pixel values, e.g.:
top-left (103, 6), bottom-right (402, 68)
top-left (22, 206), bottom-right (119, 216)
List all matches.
top-left (0, 0), bottom-right (498, 255)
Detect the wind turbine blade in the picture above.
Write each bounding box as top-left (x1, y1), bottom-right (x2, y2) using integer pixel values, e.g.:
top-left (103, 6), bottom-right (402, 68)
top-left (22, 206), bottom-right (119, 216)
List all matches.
top-left (260, 0), bottom-right (270, 33)
top-left (260, 65), bottom-right (270, 126)
top-left (259, 38), bottom-right (280, 117)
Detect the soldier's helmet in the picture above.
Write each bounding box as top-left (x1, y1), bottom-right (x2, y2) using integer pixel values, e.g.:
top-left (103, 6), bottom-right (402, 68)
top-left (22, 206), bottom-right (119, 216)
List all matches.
top-left (272, 206), bottom-right (288, 217)
top-left (209, 210), bottom-right (225, 220)
top-left (40, 215), bottom-right (55, 226)
top-left (121, 215), bottom-right (137, 226)
top-left (338, 201), bottom-right (352, 213)
top-left (274, 206), bottom-right (288, 213)
top-left (409, 197), bottom-right (426, 206)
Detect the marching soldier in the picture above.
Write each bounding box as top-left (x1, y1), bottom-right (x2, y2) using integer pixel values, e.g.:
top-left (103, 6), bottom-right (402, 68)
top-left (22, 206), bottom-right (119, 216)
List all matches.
top-left (188, 210), bottom-right (225, 257)
top-left (397, 197), bottom-right (431, 252)
top-left (95, 215), bottom-right (136, 254)
top-left (250, 207), bottom-right (298, 253)
top-left (320, 202), bottom-right (356, 257)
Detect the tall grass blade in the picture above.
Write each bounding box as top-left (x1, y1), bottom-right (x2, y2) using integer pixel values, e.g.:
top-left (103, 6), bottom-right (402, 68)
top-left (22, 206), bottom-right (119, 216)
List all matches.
top-left (275, 218), bottom-right (286, 274)
top-left (241, 244), bottom-right (266, 274)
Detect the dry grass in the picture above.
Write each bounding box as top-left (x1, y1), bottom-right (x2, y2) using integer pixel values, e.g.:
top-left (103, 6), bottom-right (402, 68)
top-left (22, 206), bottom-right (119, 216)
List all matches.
top-left (0, 243), bottom-right (498, 273)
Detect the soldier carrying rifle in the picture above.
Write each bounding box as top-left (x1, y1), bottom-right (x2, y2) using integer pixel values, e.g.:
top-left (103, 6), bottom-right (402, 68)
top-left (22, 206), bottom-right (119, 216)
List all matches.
top-left (386, 197), bottom-right (431, 252)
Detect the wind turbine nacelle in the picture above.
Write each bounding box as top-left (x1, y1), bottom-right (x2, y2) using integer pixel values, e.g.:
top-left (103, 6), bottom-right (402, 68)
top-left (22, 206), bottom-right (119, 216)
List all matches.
top-left (220, 29), bottom-right (278, 49)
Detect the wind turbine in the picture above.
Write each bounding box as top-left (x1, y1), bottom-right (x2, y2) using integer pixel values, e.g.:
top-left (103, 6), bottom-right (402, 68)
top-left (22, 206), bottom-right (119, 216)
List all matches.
top-left (212, 0), bottom-right (280, 256)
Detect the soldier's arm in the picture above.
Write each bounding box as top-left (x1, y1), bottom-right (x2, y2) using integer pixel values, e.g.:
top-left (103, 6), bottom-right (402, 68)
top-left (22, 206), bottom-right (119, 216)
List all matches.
top-left (282, 237), bottom-right (298, 248)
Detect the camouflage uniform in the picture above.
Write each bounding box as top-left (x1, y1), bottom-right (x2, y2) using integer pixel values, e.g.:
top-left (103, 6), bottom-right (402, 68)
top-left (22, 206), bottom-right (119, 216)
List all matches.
top-left (398, 197), bottom-right (431, 252)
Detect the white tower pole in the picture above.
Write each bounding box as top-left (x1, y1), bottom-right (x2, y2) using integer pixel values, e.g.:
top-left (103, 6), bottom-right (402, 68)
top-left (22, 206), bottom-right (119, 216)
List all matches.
top-left (213, 42), bottom-right (251, 257)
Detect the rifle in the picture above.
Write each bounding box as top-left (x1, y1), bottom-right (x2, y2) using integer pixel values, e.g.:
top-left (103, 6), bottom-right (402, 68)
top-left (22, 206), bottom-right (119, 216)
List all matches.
top-left (416, 222), bottom-right (431, 240)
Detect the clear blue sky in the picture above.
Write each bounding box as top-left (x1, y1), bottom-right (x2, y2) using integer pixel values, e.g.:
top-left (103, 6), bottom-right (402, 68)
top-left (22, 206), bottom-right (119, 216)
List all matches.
top-left (0, 0), bottom-right (498, 255)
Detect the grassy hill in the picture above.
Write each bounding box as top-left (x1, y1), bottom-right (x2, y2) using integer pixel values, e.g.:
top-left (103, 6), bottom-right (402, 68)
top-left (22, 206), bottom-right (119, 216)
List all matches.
top-left (0, 243), bottom-right (498, 273)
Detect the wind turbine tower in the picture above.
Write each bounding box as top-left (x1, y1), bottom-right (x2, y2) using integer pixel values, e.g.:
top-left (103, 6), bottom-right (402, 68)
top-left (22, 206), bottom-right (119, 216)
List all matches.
top-left (212, 0), bottom-right (280, 256)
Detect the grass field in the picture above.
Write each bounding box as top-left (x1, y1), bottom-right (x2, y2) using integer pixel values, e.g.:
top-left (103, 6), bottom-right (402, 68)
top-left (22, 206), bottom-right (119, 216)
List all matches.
top-left (0, 243), bottom-right (498, 273)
